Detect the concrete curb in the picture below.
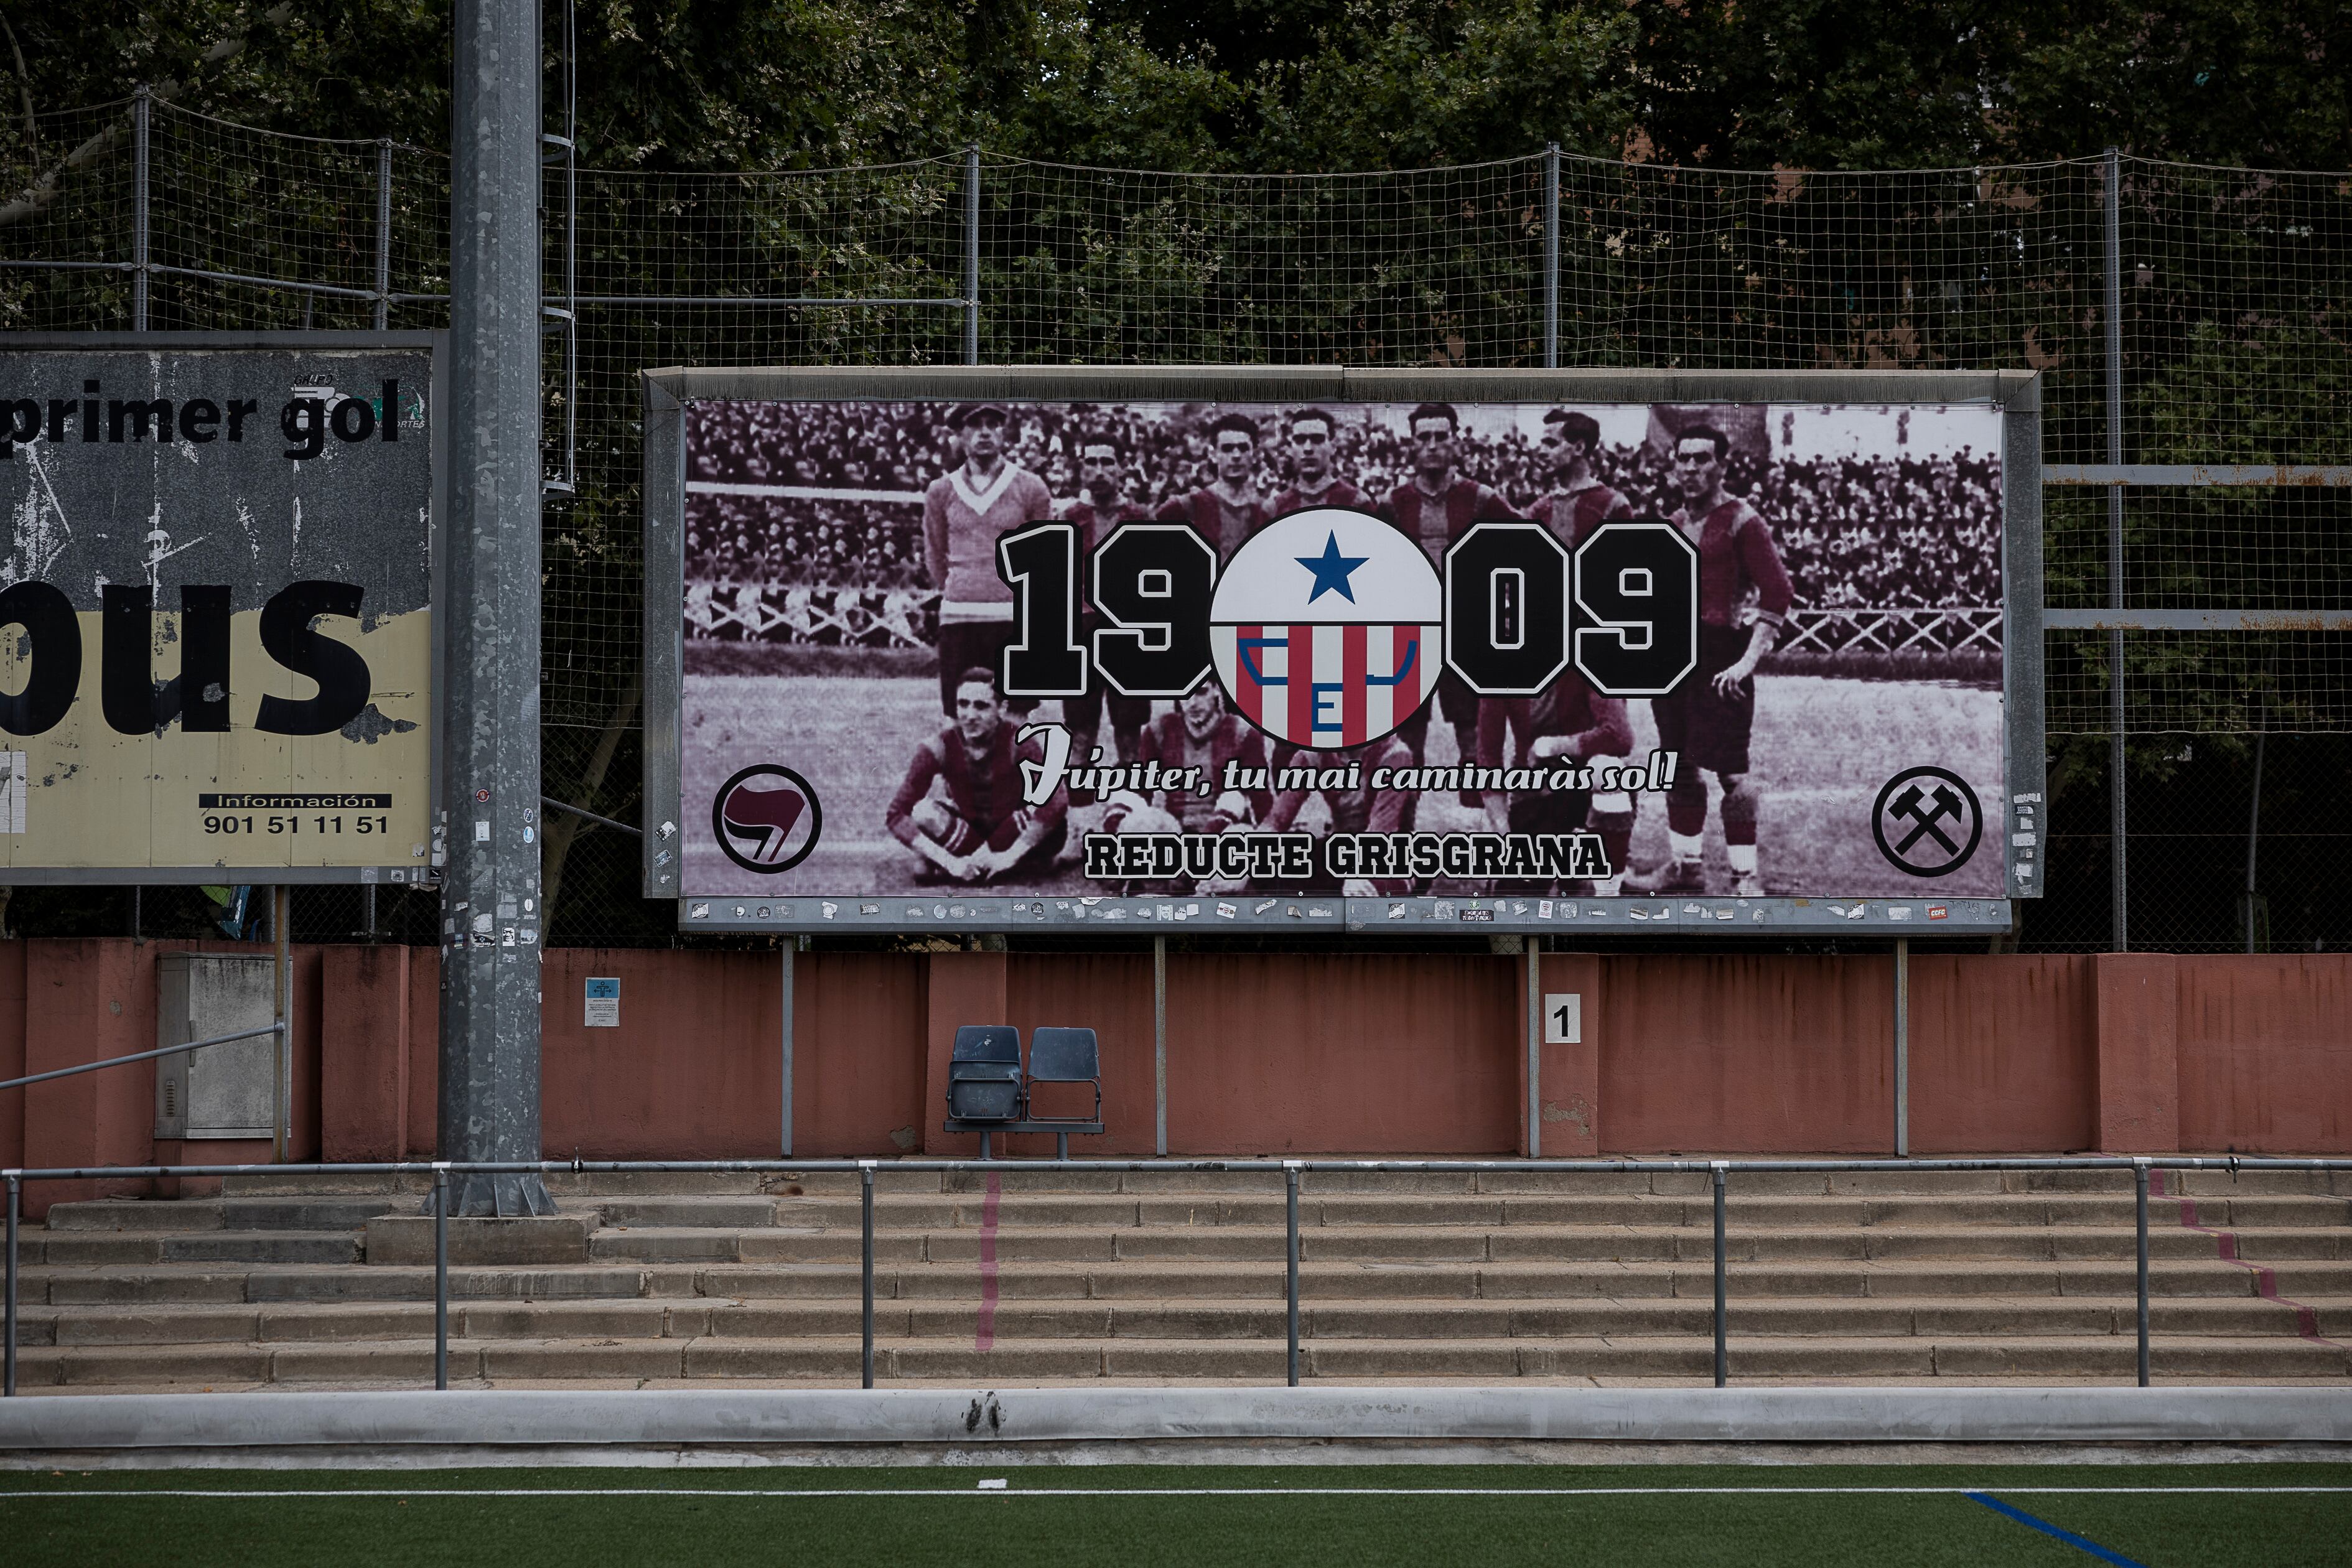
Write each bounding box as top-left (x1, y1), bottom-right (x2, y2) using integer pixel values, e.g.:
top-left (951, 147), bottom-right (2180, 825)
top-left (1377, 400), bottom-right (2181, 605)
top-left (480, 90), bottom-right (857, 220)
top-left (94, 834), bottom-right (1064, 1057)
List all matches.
top-left (2, 1387), bottom-right (2349, 1453)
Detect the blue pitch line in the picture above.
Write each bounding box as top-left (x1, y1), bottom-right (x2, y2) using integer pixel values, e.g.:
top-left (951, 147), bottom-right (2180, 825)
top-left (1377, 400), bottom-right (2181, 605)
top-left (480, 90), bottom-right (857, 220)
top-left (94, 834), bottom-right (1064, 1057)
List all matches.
top-left (1967, 1493), bottom-right (2150, 1568)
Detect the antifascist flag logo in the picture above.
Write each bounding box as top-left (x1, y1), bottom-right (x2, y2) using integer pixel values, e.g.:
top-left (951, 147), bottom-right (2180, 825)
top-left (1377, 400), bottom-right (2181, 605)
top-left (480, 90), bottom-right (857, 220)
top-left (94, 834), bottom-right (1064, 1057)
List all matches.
top-left (1210, 508), bottom-right (1442, 747)
top-left (714, 764), bottom-right (823, 874)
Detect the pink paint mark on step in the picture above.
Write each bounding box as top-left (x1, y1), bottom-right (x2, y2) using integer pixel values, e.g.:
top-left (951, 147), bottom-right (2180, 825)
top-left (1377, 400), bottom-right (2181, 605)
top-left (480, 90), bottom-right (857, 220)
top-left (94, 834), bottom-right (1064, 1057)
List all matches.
top-left (974, 1172), bottom-right (1002, 1352)
top-left (2151, 1168), bottom-right (2340, 1347)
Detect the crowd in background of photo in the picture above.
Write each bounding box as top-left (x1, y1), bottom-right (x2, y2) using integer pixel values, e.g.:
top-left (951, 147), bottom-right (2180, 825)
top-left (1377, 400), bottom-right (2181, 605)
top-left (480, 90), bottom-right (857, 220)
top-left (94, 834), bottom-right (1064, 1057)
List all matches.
top-left (682, 402), bottom-right (2002, 649)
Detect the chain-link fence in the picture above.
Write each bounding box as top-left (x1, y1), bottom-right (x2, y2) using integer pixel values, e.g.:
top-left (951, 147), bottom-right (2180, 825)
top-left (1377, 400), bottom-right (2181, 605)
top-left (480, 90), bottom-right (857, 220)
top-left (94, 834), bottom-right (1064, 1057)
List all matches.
top-left (3, 98), bottom-right (2348, 951)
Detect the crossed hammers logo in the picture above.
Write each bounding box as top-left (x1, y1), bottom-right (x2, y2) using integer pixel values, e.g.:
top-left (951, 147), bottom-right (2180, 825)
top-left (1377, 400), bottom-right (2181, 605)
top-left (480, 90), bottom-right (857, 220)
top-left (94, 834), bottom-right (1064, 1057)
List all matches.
top-left (1872, 766), bottom-right (1983, 877)
top-left (1888, 780), bottom-right (1965, 857)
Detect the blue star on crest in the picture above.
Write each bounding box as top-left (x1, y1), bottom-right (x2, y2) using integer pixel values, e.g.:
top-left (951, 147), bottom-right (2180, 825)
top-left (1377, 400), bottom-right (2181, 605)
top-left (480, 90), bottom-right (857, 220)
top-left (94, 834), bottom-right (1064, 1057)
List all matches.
top-left (1295, 531), bottom-right (1371, 604)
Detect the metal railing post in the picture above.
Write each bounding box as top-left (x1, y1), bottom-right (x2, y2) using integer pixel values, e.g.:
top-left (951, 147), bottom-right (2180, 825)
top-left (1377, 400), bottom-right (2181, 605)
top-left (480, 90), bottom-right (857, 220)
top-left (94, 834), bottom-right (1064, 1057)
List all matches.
top-left (1712, 1162), bottom-right (1728, 1387)
top-left (374, 139), bottom-right (393, 331)
top-left (860, 1163), bottom-right (876, 1389)
top-left (2134, 1159), bottom-right (2151, 1388)
top-left (1542, 143), bottom-right (1560, 369)
top-left (2103, 145), bottom-right (2127, 953)
top-left (963, 144), bottom-right (981, 365)
top-left (432, 1165), bottom-right (449, 1390)
top-left (131, 88), bottom-right (151, 330)
top-left (1285, 1163), bottom-right (1302, 1388)
top-left (4, 1173), bottom-right (18, 1397)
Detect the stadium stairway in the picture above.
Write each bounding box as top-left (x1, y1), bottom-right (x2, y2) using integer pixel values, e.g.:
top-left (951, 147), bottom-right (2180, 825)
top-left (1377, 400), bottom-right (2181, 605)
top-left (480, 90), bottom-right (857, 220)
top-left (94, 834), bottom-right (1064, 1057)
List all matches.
top-left (6, 1167), bottom-right (2351, 1390)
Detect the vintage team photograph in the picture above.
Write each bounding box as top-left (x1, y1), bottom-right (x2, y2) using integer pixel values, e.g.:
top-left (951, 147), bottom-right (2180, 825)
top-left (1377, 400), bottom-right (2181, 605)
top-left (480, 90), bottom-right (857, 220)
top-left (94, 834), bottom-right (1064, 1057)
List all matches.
top-left (677, 396), bottom-right (2006, 903)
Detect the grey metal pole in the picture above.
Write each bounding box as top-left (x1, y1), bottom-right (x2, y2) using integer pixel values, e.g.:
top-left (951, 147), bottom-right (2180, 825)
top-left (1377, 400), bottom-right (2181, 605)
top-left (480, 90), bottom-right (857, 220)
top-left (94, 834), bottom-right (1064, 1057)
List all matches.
top-left (1893, 938), bottom-right (1910, 1157)
top-left (2244, 733), bottom-right (2264, 953)
top-left (131, 88), bottom-right (150, 330)
top-left (432, 1166), bottom-right (449, 1390)
top-left (963, 144), bottom-right (981, 365)
top-left (374, 139), bottom-right (393, 332)
top-left (1152, 937), bottom-right (1167, 1157)
top-left (780, 941), bottom-right (795, 1157)
top-left (860, 1164), bottom-right (875, 1389)
top-left (1712, 1162), bottom-right (1728, 1387)
top-left (438, 0), bottom-right (554, 1218)
top-left (4, 1174), bottom-right (17, 1396)
top-left (1525, 937), bottom-right (1542, 1157)
top-left (274, 886), bottom-right (291, 1163)
top-left (2135, 1160), bottom-right (2150, 1388)
top-left (1285, 1164), bottom-right (1301, 1387)
top-left (1542, 143), bottom-right (1560, 370)
top-left (2104, 146), bottom-right (2127, 954)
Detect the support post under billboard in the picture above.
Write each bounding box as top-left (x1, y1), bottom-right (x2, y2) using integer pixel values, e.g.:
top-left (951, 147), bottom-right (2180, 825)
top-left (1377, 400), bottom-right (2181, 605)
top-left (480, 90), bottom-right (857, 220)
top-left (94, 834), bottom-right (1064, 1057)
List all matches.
top-left (436, 0), bottom-right (553, 1217)
top-left (1892, 937), bottom-right (1909, 1157)
top-left (1152, 936), bottom-right (1167, 1157)
top-left (1525, 936), bottom-right (1542, 1157)
top-left (780, 940), bottom-right (795, 1158)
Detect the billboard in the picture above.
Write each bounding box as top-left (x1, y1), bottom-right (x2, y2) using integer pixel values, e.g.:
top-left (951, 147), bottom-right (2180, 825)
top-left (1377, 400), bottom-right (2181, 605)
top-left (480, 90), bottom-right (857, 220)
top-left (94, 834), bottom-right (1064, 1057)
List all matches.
top-left (0, 334), bottom-right (439, 883)
top-left (645, 369), bottom-right (2042, 935)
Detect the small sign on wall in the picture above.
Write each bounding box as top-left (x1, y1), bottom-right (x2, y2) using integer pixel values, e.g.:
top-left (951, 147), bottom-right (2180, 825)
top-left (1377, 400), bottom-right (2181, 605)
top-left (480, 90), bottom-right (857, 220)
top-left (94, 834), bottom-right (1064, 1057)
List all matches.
top-left (585, 976), bottom-right (620, 1028)
top-left (1543, 993), bottom-right (1581, 1045)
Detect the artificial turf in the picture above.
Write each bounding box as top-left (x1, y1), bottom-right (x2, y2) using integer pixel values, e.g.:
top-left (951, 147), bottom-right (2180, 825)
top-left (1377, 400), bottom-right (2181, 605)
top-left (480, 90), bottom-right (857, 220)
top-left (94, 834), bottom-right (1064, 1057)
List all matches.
top-left (2, 1464), bottom-right (2347, 1566)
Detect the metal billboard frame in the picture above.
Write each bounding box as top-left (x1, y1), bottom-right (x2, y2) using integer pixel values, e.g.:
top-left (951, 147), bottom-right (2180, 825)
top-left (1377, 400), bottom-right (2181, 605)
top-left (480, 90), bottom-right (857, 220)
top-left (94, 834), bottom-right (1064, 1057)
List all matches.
top-left (0, 330), bottom-right (447, 887)
top-left (643, 366), bottom-right (2042, 936)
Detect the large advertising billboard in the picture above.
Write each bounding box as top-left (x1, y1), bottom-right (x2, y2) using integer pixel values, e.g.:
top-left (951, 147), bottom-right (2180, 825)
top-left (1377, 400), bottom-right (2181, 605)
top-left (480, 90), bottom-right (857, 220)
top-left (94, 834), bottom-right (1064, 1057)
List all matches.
top-left (0, 334), bottom-right (439, 884)
top-left (645, 369), bottom-right (2041, 935)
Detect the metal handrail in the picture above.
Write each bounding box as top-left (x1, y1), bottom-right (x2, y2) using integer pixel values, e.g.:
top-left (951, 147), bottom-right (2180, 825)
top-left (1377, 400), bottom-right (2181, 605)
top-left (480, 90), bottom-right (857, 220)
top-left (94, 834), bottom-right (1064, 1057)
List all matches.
top-left (0, 1022), bottom-right (286, 1093)
top-left (4, 1154), bottom-right (2345, 1401)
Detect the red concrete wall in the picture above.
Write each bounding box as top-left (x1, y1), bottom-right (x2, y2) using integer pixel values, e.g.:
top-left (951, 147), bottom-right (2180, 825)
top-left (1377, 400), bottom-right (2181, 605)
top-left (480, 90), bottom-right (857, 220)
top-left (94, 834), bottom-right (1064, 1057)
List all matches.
top-left (1165, 953), bottom-right (1521, 1154)
top-left (2177, 956), bottom-right (2352, 1153)
top-left (9, 943), bottom-right (2352, 1186)
top-left (1600, 955), bottom-right (1895, 1153)
top-left (795, 952), bottom-right (925, 1157)
top-left (1906, 954), bottom-right (2097, 1153)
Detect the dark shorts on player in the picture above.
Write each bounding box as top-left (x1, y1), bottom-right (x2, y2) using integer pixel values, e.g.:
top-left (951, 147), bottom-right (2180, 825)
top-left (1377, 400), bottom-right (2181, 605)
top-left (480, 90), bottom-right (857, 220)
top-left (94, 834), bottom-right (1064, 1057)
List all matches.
top-left (935, 622), bottom-right (1037, 718)
top-left (1651, 622), bottom-right (1756, 777)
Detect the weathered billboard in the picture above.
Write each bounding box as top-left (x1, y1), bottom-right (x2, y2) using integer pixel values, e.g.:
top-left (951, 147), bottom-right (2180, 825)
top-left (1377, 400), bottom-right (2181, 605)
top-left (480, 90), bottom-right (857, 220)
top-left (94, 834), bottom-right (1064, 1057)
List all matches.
top-left (0, 334), bottom-right (439, 882)
top-left (645, 368), bottom-right (2041, 934)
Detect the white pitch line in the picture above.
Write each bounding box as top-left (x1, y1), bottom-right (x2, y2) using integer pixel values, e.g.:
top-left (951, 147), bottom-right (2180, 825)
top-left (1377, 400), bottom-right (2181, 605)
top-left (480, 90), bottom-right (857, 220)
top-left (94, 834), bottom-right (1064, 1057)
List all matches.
top-left (3, 1487), bottom-right (2350, 1501)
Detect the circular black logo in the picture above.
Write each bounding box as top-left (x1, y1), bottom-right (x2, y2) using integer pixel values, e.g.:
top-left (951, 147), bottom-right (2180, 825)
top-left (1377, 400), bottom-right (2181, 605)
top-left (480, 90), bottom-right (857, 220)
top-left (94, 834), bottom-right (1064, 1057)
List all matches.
top-left (713, 765), bottom-right (822, 874)
top-left (1872, 767), bottom-right (1984, 877)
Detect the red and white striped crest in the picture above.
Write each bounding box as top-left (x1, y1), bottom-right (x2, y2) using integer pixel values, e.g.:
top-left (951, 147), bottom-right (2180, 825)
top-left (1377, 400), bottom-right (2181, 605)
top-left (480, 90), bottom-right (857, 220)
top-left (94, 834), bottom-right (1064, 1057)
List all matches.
top-left (1211, 622), bottom-right (1443, 747)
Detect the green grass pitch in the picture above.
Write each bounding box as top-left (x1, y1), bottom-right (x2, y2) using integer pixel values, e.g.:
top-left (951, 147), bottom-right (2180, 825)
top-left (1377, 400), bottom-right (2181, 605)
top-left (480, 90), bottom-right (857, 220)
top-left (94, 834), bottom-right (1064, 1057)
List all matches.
top-left (3, 1463), bottom-right (2343, 1567)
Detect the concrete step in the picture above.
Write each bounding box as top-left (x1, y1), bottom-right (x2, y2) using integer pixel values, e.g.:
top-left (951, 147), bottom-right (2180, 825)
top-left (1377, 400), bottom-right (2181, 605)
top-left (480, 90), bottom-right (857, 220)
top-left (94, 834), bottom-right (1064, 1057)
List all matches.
top-left (14, 1327), bottom-right (2347, 1388)
top-left (24, 1231), bottom-right (365, 1266)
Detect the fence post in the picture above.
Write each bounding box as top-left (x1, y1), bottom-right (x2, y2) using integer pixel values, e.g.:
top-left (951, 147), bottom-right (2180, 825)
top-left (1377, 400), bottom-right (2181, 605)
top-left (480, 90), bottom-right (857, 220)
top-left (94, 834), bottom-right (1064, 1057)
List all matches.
top-left (4, 1173), bottom-right (17, 1397)
top-left (432, 1165), bottom-right (449, 1390)
top-left (131, 87), bottom-right (151, 330)
top-left (375, 139), bottom-right (394, 331)
top-left (1285, 1163), bottom-right (1301, 1388)
top-left (860, 1162), bottom-right (875, 1389)
top-left (2134, 1159), bottom-right (2150, 1388)
top-left (1542, 143), bottom-right (1560, 370)
top-left (963, 144), bottom-right (981, 365)
top-left (2103, 146), bottom-right (2127, 952)
top-left (1712, 1162), bottom-right (1728, 1387)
